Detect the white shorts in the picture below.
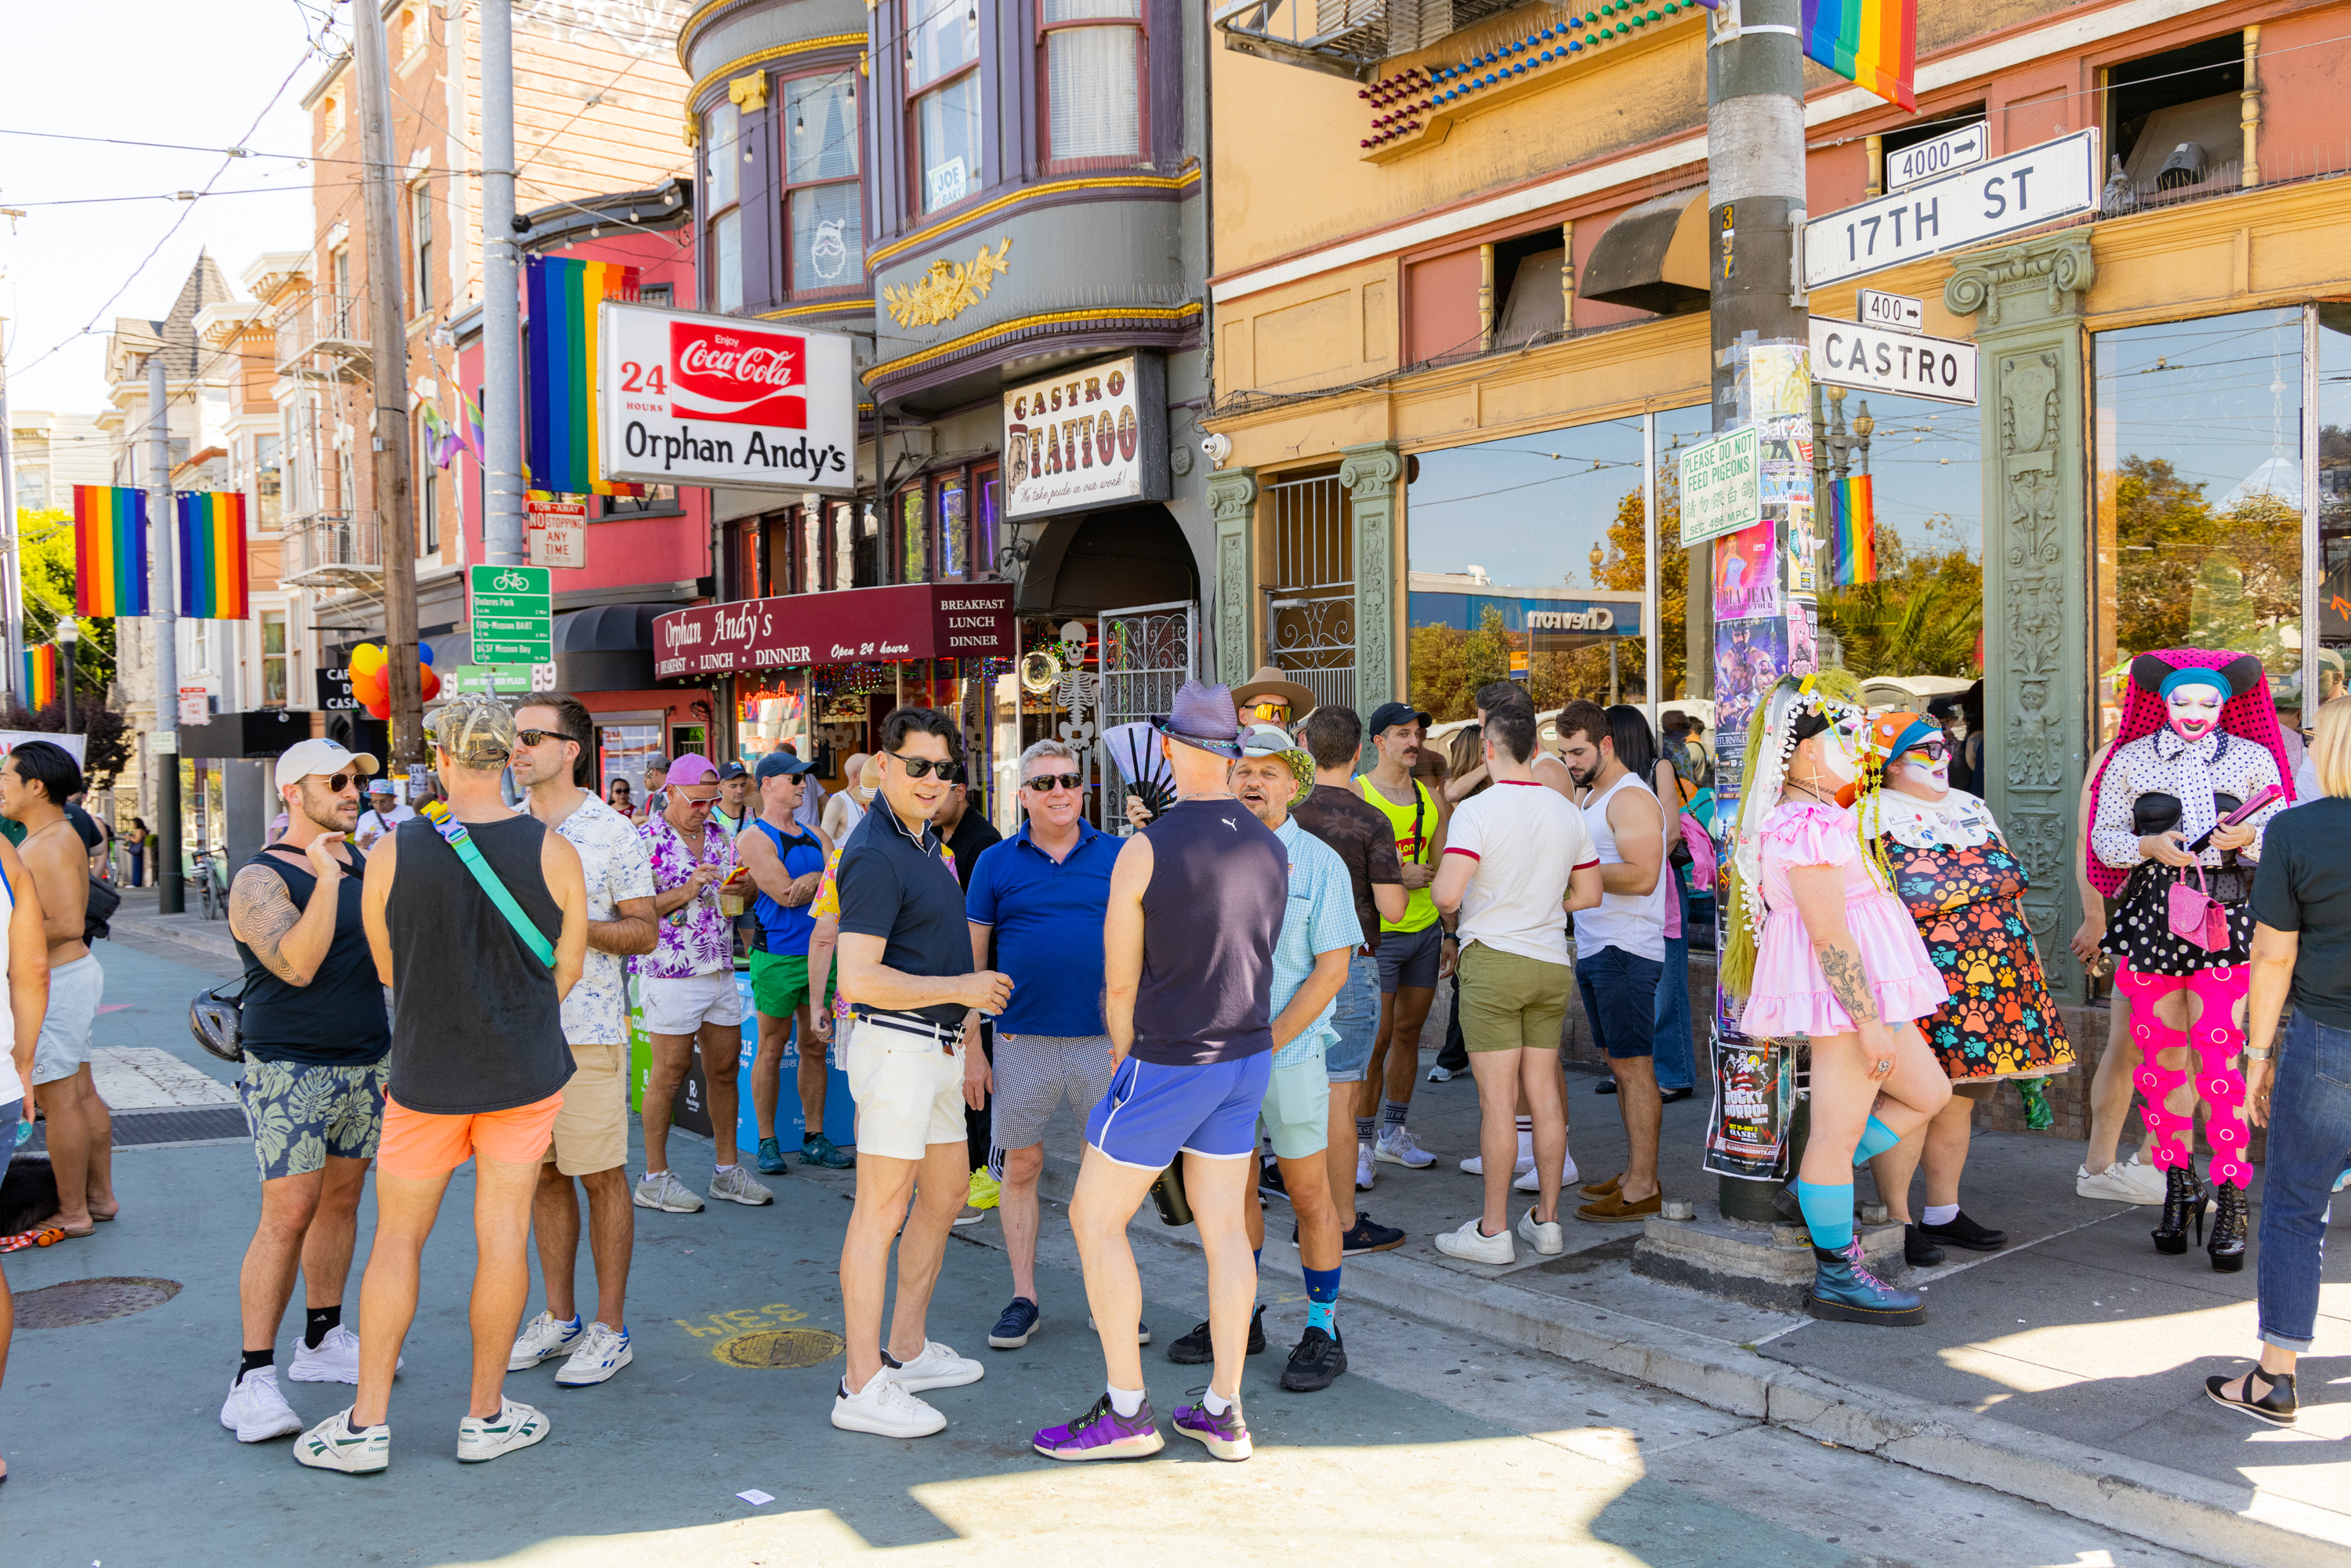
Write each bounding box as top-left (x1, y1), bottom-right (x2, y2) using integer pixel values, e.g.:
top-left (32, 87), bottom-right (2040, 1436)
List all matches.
top-left (639, 971), bottom-right (745, 1036)
top-left (33, 953), bottom-right (103, 1086)
top-left (843, 1016), bottom-right (967, 1164)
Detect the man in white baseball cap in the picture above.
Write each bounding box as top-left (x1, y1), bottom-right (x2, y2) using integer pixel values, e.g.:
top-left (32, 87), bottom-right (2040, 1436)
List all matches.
top-left (275, 739), bottom-right (381, 797)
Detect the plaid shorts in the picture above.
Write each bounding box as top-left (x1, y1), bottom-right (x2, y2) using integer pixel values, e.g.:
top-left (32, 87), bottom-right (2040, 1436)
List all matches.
top-left (236, 1057), bottom-right (392, 1182)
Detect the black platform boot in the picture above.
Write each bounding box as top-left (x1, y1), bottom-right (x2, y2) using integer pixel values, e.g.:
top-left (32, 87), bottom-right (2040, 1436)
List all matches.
top-left (2152, 1165), bottom-right (2208, 1255)
top-left (2208, 1179), bottom-right (2249, 1273)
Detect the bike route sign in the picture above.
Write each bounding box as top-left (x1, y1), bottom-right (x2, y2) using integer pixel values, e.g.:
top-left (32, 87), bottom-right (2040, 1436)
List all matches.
top-left (469, 564), bottom-right (552, 665)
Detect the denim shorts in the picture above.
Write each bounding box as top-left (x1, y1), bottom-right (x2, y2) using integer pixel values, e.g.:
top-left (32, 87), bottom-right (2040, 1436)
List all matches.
top-left (1576, 943), bottom-right (1664, 1060)
top-left (1324, 951), bottom-right (1381, 1083)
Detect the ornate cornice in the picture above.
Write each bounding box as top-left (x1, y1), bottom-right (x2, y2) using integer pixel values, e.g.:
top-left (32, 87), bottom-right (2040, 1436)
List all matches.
top-left (1943, 232), bottom-right (2096, 332)
top-left (865, 302), bottom-right (1201, 385)
top-left (1338, 443), bottom-right (1404, 500)
top-left (868, 168), bottom-right (1202, 269)
top-left (686, 32), bottom-right (866, 116)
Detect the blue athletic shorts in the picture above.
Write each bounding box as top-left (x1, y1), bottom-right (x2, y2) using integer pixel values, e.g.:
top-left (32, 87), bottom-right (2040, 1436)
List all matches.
top-left (1085, 1052), bottom-right (1273, 1170)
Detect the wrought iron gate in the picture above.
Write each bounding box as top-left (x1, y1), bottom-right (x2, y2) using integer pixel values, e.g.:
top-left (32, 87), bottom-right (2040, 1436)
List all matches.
top-left (1097, 599), bottom-right (1197, 830)
top-left (1266, 470), bottom-right (1356, 712)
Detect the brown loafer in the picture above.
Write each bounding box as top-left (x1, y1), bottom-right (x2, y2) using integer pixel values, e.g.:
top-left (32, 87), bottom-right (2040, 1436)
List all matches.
top-left (1580, 1172), bottom-right (1624, 1199)
top-left (1576, 1189), bottom-right (1663, 1223)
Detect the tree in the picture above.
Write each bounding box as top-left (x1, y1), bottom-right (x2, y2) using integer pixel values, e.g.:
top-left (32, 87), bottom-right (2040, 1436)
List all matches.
top-left (1816, 522), bottom-right (1983, 679)
top-left (2106, 455), bottom-right (2297, 673)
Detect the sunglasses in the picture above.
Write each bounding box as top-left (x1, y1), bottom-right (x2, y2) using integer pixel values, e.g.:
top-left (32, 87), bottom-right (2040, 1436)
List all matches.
top-left (1023, 773), bottom-right (1084, 793)
top-left (515, 729), bottom-right (578, 749)
top-left (317, 773), bottom-right (361, 794)
top-left (1901, 741), bottom-right (1951, 763)
top-left (888, 752), bottom-right (959, 780)
top-left (676, 790), bottom-right (722, 808)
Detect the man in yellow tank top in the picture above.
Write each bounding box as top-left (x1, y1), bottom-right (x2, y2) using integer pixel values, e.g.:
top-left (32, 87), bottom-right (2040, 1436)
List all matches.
top-left (1351, 703), bottom-right (1449, 1183)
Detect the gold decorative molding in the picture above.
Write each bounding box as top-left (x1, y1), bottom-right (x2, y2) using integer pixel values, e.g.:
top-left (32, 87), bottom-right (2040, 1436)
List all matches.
top-left (868, 168), bottom-right (1201, 267)
top-left (882, 237), bottom-right (1012, 328)
top-left (728, 71), bottom-right (768, 112)
top-left (686, 33), bottom-right (867, 114)
top-left (868, 302), bottom-right (1201, 382)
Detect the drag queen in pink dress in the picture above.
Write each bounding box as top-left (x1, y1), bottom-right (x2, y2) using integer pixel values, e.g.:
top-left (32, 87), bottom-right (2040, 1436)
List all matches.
top-left (1722, 672), bottom-right (1954, 1325)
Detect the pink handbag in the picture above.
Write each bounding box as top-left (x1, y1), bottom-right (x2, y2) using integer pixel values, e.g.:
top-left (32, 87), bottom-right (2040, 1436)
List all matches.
top-left (2167, 865), bottom-right (2230, 951)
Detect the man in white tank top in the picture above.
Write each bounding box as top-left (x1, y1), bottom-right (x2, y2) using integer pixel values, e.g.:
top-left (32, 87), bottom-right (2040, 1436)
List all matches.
top-left (1556, 702), bottom-right (1668, 1222)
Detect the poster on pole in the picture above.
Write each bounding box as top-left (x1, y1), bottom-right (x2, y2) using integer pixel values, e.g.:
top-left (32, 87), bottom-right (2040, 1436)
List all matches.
top-left (1679, 427), bottom-right (1762, 546)
top-left (1712, 520), bottom-right (1780, 623)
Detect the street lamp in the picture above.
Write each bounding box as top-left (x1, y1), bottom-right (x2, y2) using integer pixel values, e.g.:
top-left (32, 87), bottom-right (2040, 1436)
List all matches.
top-left (55, 621), bottom-right (77, 734)
top-left (1588, 543), bottom-right (1619, 704)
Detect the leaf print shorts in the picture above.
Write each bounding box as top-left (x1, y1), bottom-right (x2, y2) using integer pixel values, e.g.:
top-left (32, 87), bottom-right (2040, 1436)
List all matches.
top-left (236, 1058), bottom-right (392, 1182)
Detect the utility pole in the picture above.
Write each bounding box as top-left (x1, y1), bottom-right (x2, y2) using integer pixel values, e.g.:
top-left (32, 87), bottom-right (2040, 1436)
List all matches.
top-left (1708, 0), bottom-right (1812, 1225)
top-left (354, 0), bottom-right (423, 766)
top-left (0, 361), bottom-right (23, 704)
top-left (149, 354), bottom-right (183, 915)
top-left (482, 0), bottom-right (524, 567)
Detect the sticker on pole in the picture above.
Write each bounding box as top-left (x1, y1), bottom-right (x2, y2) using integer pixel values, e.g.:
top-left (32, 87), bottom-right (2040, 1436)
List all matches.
top-left (1678, 426), bottom-right (1762, 547)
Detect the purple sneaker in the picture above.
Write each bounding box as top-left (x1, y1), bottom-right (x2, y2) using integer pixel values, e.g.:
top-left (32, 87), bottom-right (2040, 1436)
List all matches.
top-left (1032, 1394), bottom-right (1165, 1461)
top-left (1172, 1396), bottom-right (1252, 1461)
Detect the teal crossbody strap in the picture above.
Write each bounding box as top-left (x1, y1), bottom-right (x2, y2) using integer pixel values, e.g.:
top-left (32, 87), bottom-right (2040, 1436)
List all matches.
top-left (419, 804), bottom-right (556, 968)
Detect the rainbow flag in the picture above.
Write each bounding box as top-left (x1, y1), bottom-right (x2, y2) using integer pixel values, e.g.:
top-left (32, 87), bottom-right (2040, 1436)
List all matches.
top-left (176, 491), bottom-right (250, 620)
top-left (459, 388), bottom-right (486, 462)
top-left (524, 256), bottom-right (643, 498)
top-left (1828, 474), bottom-right (1878, 585)
top-left (1800, 0), bottom-right (1916, 111)
top-left (71, 484), bottom-right (151, 617)
top-left (22, 644), bottom-right (58, 711)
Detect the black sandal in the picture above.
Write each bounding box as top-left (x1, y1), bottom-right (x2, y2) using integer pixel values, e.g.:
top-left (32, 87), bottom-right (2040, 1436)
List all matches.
top-left (2204, 1365), bottom-right (2298, 1428)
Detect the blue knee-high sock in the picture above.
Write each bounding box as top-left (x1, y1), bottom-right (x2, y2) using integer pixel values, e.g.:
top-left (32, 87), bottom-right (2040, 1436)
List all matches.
top-left (1796, 1180), bottom-right (1855, 1251)
top-left (1853, 1114), bottom-right (1900, 1164)
top-left (1303, 1265), bottom-right (1341, 1336)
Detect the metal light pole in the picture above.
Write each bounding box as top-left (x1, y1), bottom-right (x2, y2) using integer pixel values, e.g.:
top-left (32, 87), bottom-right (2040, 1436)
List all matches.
top-left (56, 620), bottom-right (75, 733)
top-left (482, 0), bottom-right (525, 567)
top-left (149, 353), bottom-right (183, 915)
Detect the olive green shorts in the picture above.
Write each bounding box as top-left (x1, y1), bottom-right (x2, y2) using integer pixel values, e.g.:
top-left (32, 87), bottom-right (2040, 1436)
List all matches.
top-left (1456, 943), bottom-right (1571, 1054)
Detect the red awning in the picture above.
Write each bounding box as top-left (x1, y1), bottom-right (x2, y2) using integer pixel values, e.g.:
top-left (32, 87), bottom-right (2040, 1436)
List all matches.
top-left (652, 581), bottom-right (1015, 679)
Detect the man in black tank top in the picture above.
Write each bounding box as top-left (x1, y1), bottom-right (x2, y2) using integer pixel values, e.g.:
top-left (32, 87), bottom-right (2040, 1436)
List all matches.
top-left (1032, 683), bottom-right (1286, 1465)
top-left (295, 697), bottom-right (588, 1477)
top-left (219, 738), bottom-right (391, 1447)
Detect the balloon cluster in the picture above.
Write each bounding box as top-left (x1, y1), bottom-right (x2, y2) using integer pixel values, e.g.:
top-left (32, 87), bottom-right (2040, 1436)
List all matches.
top-left (349, 643), bottom-right (440, 719)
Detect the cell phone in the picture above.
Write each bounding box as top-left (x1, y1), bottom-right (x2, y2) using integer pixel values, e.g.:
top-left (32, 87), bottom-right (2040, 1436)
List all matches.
top-left (2186, 783), bottom-right (2284, 853)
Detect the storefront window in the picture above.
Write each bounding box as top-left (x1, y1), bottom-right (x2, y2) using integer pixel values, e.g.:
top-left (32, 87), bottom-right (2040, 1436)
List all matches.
top-left (909, 0), bottom-right (981, 212)
top-left (2095, 306), bottom-right (2306, 742)
top-left (783, 74), bottom-right (860, 292)
top-left (976, 464), bottom-right (1000, 574)
top-left (596, 721), bottom-right (663, 800)
top-left (2314, 306), bottom-right (2351, 713)
top-left (900, 487), bottom-right (927, 581)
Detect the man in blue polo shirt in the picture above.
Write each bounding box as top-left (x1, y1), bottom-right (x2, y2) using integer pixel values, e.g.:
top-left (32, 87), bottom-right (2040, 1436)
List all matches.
top-left (963, 739), bottom-right (1124, 1352)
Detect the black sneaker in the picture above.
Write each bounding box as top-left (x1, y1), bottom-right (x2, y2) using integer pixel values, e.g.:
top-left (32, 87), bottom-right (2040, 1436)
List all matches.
top-left (1918, 1210), bottom-right (2007, 1251)
top-left (1338, 1212), bottom-right (1406, 1256)
top-left (1903, 1222), bottom-right (1946, 1268)
top-left (1279, 1326), bottom-right (1348, 1392)
top-left (1167, 1304), bottom-right (1265, 1365)
top-left (1258, 1157), bottom-right (1288, 1202)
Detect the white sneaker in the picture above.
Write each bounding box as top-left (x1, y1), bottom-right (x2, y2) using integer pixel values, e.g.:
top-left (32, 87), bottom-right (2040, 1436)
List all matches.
top-left (456, 1397), bottom-right (551, 1462)
top-left (221, 1366), bottom-right (304, 1443)
top-left (508, 1311), bottom-right (584, 1371)
top-left (288, 1324), bottom-right (393, 1384)
top-left (708, 1165), bottom-right (774, 1206)
top-left (833, 1365), bottom-right (946, 1437)
top-left (1515, 1150), bottom-right (1581, 1190)
top-left (1375, 1127), bottom-right (1436, 1169)
top-left (1433, 1216), bottom-right (1516, 1266)
top-left (634, 1169), bottom-right (705, 1212)
top-left (1355, 1143), bottom-right (1375, 1191)
top-left (555, 1322), bottom-right (632, 1387)
top-left (886, 1339), bottom-right (984, 1392)
top-left (1516, 1206), bottom-right (1566, 1256)
top-left (1461, 1142), bottom-right (1536, 1177)
top-left (292, 1407), bottom-right (388, 1473)
top-left (2077, 1155), bottom-right (2168, 1204)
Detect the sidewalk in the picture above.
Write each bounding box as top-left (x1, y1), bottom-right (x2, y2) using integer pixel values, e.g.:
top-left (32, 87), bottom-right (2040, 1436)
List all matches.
top-left (1020, 1040), bottom-right (2349, 1567)
top-left (106, 884), bottom-right (240, 969)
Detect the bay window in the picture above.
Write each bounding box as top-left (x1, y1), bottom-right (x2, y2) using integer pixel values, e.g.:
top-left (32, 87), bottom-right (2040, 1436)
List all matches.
top-left (908, 0), bottom-right (982, 213)
top-left (784, 74), bottom-right (861, 292)
top-left (1041, 0), bottom-right (1142, 164)
top-left (704, 100), bottom-right (744, 311)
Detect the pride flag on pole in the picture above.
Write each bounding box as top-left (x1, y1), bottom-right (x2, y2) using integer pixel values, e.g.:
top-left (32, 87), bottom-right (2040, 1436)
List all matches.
top-left (23, 644), bottom-right (58, 711)
top-left (1828, 474), bottom-right (1878, 586)
top-left (176, 491), bottom-right (251, 620)
top-left (71, 484), bottom-right (151, 617)
top-left (524, 255), bottom-right (643, 498)
top-left (1799, 0), bottom-right (1916, 111)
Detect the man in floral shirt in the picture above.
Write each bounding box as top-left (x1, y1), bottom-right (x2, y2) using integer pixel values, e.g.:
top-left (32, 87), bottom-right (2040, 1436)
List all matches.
top-left (631, 755), bottom-right (769, 1213)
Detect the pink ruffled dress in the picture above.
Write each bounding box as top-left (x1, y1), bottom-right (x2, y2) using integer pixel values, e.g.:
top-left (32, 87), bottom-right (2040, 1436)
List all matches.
top-left (1740, 802), bottom-right (1947, 1039)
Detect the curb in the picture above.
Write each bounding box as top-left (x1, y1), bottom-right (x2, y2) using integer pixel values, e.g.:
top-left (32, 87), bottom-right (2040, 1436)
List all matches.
top-left (105, 912), bottom-right (239, 968)
top-left (1036, 1149), bottom-right (2346, 1568)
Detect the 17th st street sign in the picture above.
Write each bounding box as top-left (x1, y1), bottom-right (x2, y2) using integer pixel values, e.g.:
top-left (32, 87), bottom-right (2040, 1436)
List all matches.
top-left (1804, 129), bottom-right (2099, 289)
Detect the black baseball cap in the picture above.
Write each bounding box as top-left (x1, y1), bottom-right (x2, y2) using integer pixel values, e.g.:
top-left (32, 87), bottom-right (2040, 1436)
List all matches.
top-left (1365, 701), bottom-right (1432, 736)
top-left (715, 759), bottom-right (751, 780)
top-left (755, 751), bottom-right (816, 781)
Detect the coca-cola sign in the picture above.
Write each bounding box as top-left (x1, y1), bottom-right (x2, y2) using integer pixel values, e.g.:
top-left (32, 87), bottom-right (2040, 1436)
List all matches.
top-left (599, 302), bottom-right (856, 494)
top-left (652, 582), bottom-right (1014, 679)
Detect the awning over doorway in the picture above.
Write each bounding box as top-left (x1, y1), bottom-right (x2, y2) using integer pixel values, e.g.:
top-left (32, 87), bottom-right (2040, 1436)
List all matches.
top-left (1579, 187), bottom-right (1710, 317)
top-left (554, 603), bottom-right (667, 692)
top-left (653, 581), bottom-right (1016, 679)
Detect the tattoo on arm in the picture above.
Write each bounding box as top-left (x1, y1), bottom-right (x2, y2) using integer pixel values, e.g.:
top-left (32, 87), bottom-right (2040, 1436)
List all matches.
top-left (228, 867), bottom-right (305, 983)
top-left (1816, 942), bottom-right (1880, 1027)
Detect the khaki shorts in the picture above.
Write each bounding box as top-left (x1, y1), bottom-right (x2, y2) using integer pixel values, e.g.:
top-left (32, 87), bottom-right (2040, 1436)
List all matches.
top-left (545, 1041), bottom-right (629, 1176)
top-left (843, 1016), bottom-right (967, 1163)
top-left (1457, 942), bottom-right (1570, 1054)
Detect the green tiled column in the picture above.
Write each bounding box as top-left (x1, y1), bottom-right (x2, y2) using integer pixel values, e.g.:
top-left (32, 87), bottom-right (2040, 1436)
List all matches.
top-left (1208, 467), bottom-right (1259, 686)
top-left (1340, 443), bottom-right (1404, 708)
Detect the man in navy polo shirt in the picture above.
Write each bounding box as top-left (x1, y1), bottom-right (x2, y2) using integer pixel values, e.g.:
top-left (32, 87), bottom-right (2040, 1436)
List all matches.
top-left (963, 740), bottom-right (1124, 1352)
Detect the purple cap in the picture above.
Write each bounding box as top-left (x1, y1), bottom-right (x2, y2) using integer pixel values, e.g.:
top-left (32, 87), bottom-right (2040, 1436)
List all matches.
top-left (1158, 680), bottom-right (1244, 759)
top-left (665, 754), bottom-right (719, 788)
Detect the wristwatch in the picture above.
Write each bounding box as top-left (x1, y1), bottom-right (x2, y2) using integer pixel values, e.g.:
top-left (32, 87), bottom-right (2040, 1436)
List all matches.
top-left (2244, 1045), bottom-right (2273, 1060)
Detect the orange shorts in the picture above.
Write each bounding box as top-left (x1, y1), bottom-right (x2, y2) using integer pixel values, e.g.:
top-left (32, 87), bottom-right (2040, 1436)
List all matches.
top-left (379, 1092), bottom-right (563, 1180)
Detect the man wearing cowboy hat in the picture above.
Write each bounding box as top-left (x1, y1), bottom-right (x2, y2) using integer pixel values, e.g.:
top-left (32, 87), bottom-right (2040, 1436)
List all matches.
top-left (1230, 665), bottom-right (1320, 731)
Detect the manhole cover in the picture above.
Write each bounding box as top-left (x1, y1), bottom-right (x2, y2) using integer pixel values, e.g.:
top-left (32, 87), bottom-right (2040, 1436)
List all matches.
top-left (16, 1276), bottom-right (183, 1330)
top-left (715, 1327), bottom-right (845, 1369)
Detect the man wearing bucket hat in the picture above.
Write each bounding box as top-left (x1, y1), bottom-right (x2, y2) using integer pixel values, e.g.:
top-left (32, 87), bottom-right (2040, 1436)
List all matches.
top-left (1034, 682), bottom-right (1288, 1463)
top-left (1200, 722), bottom-right (1361, 1394)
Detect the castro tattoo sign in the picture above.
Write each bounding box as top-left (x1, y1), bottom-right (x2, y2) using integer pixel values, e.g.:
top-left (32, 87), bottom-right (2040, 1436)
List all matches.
top-left (599, 302), bottom-right (857, 493)
top-left (1002, 353), bottom-right (1168, 522)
